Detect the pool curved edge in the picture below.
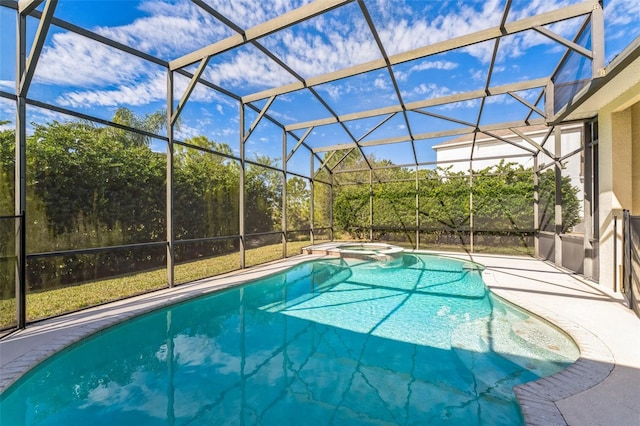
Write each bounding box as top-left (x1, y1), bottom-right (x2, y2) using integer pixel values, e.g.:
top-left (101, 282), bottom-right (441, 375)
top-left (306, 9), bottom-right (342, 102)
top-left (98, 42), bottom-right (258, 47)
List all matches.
top-left (480, 268), bottom-right (615, 426)
top-left (0, 256), bottom-right (323, 394)
top-left (0, 253), bottom-right (616, 426)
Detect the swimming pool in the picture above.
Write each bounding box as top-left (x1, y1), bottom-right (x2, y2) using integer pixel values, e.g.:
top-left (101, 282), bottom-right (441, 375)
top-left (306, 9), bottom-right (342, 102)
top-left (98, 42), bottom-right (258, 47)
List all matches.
top-left (0, 254), bottom-right (579, 425)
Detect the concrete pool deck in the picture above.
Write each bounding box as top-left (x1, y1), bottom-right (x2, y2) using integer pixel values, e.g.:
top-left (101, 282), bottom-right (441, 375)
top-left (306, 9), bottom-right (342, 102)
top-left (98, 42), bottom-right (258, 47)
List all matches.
top-left (0, 249), bottom-right (639, 425)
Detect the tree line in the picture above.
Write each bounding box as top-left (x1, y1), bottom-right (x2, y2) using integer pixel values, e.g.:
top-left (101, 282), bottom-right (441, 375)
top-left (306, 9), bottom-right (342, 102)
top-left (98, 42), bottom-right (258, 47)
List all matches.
top-left (0, 110), bottom-right (311, 292)
top-left (0, 110), bottom-right (580, 295)
top-left (330, 149), bottom-right (580, 246)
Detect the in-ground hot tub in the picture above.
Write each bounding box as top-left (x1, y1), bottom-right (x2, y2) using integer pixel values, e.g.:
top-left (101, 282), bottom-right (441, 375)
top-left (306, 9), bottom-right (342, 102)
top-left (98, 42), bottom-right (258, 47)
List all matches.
top-left (321, 243), bottom-right (405, 261)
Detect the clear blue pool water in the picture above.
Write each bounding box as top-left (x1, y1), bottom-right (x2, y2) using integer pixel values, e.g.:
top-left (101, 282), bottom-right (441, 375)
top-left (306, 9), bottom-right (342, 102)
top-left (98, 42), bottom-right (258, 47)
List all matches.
top-left (0, 254), bottom-right (579, 425)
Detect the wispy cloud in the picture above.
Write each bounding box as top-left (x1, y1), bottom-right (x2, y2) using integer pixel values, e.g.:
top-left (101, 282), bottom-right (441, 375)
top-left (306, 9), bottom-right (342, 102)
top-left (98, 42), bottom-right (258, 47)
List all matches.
top-left (203, 0), bottom-right (312, 29)
top-left (416, 83), bottom-right (451, 97)
top-left (377, 0), bottom-right (504, 60)
top-left (258, 11), bottom-right (381, 81)
top-left (205, 47), bottom-right (298, 90)
top-left (0, 80), bottom-right (14, 91)
top-left (56, 70), bottom-right (166, 107)
top-left (54, 68), bottom-right (229, 108)
top-left (605, 0), bottom-right (640, 26)
top-left (395, 60), bottom-right (459, 82)
top-left (36, 31), bottom-right (150, 88)
top-left (19, 0), bottom-right (639, 114)
top-left (374, 0), bottom-right (589, 65)
top-left (96, 1), bottom-right (232, 60)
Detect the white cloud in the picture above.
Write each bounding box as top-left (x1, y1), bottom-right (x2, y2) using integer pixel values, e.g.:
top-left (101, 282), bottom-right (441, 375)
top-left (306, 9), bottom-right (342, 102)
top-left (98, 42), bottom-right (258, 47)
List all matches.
top-left (96, 1), bottom-right (232, 60)
top-left (175, 122), bottom-right (204, 141)
top-left (21, 0), bottom-right (637, 115)
top-left (0, 80), bottom-right (14, 91)
top-left (409, 60), bottom-right (458, 73)
top-left (605, 0), bottom-right (640, 26)
top-left (470, 69), bottom-right (485, 81)
top-left (263, 18), bottom-right (380, 80)
top-left (395, 60), bottom-right (459, 82)
top-left (317, 84), bottom-right (342, 101)
top-left (205, 48), bottom-right (298, 89)
top-left (374, 0), bottom-right (593, 65)
top-left (203, 0), bottom-right (312, 29)
top-left (36, 31), bottom-right (150, 88)
top-left (374, 77), bottom-right (388, 89)
top-left (378, 0), bottom-right (504, 58)
top-left (56, 71), bottom-right (167, 107)
top-left (411, 83), bottom-right (452, 99)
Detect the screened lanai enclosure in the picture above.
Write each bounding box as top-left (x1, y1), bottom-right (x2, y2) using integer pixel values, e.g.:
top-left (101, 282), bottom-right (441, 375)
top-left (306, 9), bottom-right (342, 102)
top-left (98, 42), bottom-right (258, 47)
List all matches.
top-left (0, 0), bottom-right (611, 332)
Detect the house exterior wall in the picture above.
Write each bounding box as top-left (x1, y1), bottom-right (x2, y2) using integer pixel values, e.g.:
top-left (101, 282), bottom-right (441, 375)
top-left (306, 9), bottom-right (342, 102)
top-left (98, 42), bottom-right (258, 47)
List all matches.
top-left (598, 94), bottom-right (640, 291)
top-left (633, 102), bottom-right (640, 214)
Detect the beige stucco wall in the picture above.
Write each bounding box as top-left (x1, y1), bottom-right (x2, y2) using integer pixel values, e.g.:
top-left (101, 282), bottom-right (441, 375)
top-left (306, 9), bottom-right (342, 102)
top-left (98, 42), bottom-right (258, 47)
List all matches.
top-left (598, 95), bottom-right (640, 291)
top-left (633, 102), bottom-right (640, 214)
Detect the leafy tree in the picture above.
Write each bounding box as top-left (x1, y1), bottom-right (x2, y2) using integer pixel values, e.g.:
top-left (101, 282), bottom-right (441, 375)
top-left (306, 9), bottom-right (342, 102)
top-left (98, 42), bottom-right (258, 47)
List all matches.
top-left (27, 120), bottom-right (166, 249)
top-left (472, 161), bottom-right (533, 231)
top-left (286, 176), bottom-right (310, 231)
top-left (0, 123), bottom-right (14, 216)
top-left (174, 136), bottom-right (239, 241)
top-left (333, 161), bottom-right (582, 242)
top-left (538, 167), bottom-right (581, 233)
top-left (419, 167), bottom-right (470, 231)
top-left (245, 157), bottom-right (282, 235)
top-left (108, 106), bottom-right (167, 146)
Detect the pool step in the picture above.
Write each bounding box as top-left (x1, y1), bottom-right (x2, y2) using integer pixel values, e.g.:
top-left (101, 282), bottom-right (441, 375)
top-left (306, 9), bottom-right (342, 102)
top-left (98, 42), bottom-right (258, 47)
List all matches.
top-left (451, 314), bottom-right (577, 383)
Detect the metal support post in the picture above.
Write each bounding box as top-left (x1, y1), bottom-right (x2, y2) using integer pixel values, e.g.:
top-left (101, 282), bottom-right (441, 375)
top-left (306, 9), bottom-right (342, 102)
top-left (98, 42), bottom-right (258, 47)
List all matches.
top-left (15, 10), bottom-right (27, 329)
top-left (329, 173), bottom-right (334, 241)
top-left (469, 168), bottom-right (474, 253)
top-left (533, 156), bottom-right (540, 257)
top-left (282, 131), bottom-right (287, 258)
top-left (554, 127), bottom-right (563, 266)
top-left (310, 153), bottom-right (315, 246)
top-left (369, 169), bottom-right (373, 241)
top-left (166, 71), bottom-right (175, 287)
top-left (591, 0), bottom-right (605, 77)
top-left (239, 105), bottom-right (246, 268)
top-left (583, 125), bottom-right (593, 278)
top-left (415, 166), bottom-right (419, 250)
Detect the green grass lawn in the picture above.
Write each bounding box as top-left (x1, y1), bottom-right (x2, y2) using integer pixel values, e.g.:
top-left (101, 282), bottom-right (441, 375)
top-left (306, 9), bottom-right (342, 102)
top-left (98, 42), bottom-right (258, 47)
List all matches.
top-left (0, 241), bottom-right (310, 329)
top-left (0, 239), bottom-right (532, 329)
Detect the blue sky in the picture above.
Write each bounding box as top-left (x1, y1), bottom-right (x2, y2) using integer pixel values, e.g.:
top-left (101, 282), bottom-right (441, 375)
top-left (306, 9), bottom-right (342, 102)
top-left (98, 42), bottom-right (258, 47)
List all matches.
top-left (1, 0), bottom-right (639, 169)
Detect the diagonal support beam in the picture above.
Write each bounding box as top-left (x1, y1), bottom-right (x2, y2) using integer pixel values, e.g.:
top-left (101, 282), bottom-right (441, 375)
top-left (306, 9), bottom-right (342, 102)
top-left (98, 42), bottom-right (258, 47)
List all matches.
top-left (470, 0), bottom-right (510, 164)
top-left (243, 96), bottom-right (276, 143)
top-left (509, 127), bottom-right (556, 159)
top-left (525, 88), bottom-right (545, 123)
top-left (170, 0), bottom-right (354, 70)
top-left (357, 0), bottom-right (417, 164)
top-left (533, 25), bottom-right (593, 59)
top-left (286, 127), bottom-right (313, 162)
top-left (18, 0), bottom-right (43, 15)
top-left (244, 0), bottom-right (595, 103)
top-left (171, 57), bottom-right (210, 125)
top-left (317, 150), bottom-right (340, 172)
top-left (19, 0), bottom-right (56, 97)
top-left (356, 113), bottom-right (396, 143)
top-left (507, 91), bottom-right (546, 117)
top-left (329, 148), bottom-right (356, 171)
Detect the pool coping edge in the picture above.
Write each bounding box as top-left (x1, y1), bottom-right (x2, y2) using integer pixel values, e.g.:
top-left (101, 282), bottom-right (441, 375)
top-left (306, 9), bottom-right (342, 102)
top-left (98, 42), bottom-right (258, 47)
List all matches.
top-left (0, 252), bottom-right (617, 426)
top-left (480, 267), bottom-right (615, 426)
